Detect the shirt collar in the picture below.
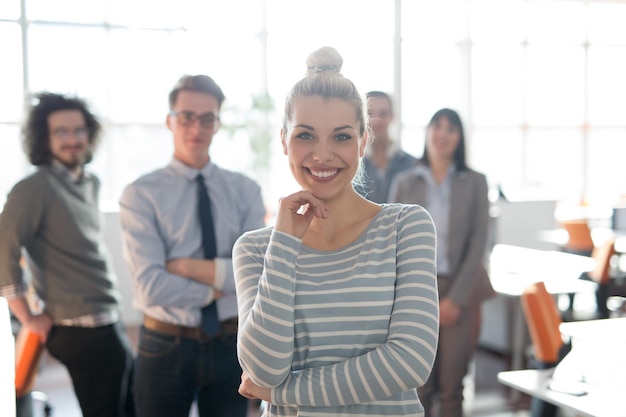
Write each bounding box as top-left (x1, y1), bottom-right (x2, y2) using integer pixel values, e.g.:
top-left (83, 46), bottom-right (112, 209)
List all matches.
top-left (169, 157), bottom-right (216, 181)
top-left (413, 162), bottom-right (457, 180)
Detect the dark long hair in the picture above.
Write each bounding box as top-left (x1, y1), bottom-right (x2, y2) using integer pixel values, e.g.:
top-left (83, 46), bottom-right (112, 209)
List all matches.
top-left (22, 92), bottom-right (102, 166)
top-left (421, 108), bottom-right (468, 171)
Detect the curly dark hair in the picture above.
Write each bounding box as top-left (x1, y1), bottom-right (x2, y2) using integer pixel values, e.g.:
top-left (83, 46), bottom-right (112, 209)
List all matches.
top-left (22, 92), bottom-right (102, 166)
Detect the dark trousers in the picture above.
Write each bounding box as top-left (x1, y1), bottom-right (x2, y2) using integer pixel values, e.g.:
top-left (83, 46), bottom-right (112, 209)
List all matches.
top-left (46, 321), bottom-right (135, 417)
top-left (133, 326), bottom-right (247, 417)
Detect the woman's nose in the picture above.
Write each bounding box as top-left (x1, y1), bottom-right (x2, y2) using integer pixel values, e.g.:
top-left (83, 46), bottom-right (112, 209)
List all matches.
top-left (312, 139), bottom-right (333, 161)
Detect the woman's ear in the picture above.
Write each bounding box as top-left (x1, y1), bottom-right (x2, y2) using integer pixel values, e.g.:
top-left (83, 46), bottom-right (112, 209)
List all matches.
top-left (281, 129), bottom-right (288, 155)
top-left (359, 131), bottom-right (368, 158)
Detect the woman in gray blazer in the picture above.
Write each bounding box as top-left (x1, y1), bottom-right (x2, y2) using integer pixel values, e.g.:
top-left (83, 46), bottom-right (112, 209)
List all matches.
top-left (389, 108), bottom-right (495, 417)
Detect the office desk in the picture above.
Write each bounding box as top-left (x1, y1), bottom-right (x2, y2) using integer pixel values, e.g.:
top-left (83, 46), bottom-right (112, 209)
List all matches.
top-left (487, 245), bottom-right (597, 371)
top-left (560, 317), bottom-right (626, 341)
top-left (537, 228), bottom-right (626, 254)
top-left (489, 244), bottom-right (597, 296)
top-left (498, 368), bottom-right (626, 417)
top-left (499, 317), bottom-right (626, 417)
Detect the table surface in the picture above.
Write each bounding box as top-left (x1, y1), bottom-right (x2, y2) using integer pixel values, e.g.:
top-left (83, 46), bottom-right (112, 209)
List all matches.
top-left (500, 316), bottom-right (626, 416)
top-left (489, 244), bottom-right (598, 297)
top-left (537, 227), bottom-right (626, 253)
top-left (487, 244), bottom-right (599, 373)
top-left (498, 368), bottom-right (626, 417)
top-left (560, 317), bottom-right (626, 341)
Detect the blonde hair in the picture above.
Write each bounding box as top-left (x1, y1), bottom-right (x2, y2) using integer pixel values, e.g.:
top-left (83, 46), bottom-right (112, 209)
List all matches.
top-left (282, 46), bottom-right (367, 137)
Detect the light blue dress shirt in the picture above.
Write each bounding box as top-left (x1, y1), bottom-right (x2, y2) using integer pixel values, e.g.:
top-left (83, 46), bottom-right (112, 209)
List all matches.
top-left (119, 158), bottom-right (266, 327)
top-left (414, 164), bottom-right (454, 275)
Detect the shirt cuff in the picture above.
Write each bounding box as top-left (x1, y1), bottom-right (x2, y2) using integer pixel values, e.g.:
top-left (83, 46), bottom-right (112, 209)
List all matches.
top-left (0, 281), bottom-right (28, 299)
top-left (213, 258), bottom-right (226, 291)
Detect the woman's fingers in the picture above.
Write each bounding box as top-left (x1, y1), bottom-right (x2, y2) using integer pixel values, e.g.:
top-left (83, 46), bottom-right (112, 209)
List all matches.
top-left (275, 191), bottom-right (328, 238)
top-left (279, 191), bottom-right (328, 218)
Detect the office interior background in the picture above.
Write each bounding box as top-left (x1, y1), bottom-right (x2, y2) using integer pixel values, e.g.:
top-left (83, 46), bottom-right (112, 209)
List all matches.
top-left (1, 0), bottom-right (626, 218)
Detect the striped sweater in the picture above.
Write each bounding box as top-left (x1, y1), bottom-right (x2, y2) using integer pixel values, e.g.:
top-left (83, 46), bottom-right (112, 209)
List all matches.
top-left (233, 203), bottom-right (439, 417)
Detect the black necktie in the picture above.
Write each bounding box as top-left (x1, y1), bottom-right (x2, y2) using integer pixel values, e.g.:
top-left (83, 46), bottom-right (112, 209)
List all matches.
top-left (196, 174), bottom-right (220, 336)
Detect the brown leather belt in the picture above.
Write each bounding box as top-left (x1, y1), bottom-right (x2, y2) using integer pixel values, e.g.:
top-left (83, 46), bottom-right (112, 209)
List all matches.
top-left (143, 315), bottom-right (238, 340)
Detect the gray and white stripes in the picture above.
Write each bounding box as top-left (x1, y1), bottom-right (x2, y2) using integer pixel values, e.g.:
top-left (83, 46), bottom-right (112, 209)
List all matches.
top-left (234, 203), bottom-right (439, 417)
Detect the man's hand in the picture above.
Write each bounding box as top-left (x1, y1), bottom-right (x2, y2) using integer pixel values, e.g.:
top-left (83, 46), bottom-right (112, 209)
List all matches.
top-left (439, 298), bottom-right (461, 327)
top-left (166, 258), bottom-right (215, 285)
top-left (25, 313), bottom-right (53, 343)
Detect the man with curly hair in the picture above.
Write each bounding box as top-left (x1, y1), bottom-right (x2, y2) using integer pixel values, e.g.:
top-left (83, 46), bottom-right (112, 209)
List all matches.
top-left (0, 93), bottom-right (135, 417)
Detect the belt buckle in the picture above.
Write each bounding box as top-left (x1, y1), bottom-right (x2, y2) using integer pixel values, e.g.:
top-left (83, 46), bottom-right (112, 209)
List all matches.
top-left (196, 328), bottom-right (214, 342)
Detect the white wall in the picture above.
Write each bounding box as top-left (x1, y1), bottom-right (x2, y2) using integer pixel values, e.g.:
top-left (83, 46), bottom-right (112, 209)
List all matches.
top-left (479, 200), bottom-right (558, 353)
top-left (490, 200), bottom-right (559, 251)
top-left (103, 212), bottom-right (142, 326)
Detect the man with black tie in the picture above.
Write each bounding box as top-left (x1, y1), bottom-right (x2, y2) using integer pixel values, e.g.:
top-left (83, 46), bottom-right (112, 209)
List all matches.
top-left (119, 74), bottom-right (266, 417)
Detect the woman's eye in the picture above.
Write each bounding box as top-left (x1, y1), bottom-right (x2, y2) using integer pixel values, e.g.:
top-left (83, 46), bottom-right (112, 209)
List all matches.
top-left (296, 132), bottom-right (313, 140)
top-left (335, 133), bottom-right (351, 142)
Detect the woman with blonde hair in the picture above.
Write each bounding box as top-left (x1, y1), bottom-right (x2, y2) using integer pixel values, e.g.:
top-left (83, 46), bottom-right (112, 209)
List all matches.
top-left (233, 46), bottom-right (439, 416)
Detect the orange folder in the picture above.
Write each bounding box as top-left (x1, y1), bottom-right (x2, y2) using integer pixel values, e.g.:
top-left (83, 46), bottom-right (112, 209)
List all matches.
top-left (15, 327), bottom-right (44, 398)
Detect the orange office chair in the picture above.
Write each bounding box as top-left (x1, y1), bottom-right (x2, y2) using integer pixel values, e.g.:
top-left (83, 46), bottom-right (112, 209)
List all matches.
top-left (521, 281), bottom-right (564, 365)
top-left (521, 281), bottom-right (570, 417)
top-left (566, 237), bottom-right (617, 319)
top-left (587, 237), bottom-right (616, 286)
top-left (587, 238), bottom-right (617, 318)
top-left (559, 219), bottom-right (594, 256)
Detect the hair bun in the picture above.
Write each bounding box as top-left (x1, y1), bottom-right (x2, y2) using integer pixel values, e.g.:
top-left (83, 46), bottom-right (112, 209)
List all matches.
top-left (305, 46), bottom-right (343, 76)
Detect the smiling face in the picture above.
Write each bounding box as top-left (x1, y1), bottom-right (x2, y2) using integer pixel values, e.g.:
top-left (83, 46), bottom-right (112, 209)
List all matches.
top-left (167, 90), bottom-right (220, 168)
top-left (48, 110), bottom-right (89, 171)
top-left (426, 115), bottom-right (461, 163)
top-left (282, 96), bottom-right (367, 202)
top-left (367, 95), bottom-right (393, 142)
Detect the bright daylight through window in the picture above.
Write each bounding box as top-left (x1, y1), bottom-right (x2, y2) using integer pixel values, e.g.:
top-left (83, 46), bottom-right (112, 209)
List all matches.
top-left (1, 0), bottom-right (625, 215)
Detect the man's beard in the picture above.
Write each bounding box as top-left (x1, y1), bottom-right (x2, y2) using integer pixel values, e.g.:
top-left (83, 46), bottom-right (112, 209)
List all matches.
top-left (55, 146), bottom-right (87, 171)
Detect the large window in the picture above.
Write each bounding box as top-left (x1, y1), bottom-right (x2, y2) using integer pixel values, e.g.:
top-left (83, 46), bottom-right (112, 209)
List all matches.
top-left (1, 0), bottom-right (625, 213)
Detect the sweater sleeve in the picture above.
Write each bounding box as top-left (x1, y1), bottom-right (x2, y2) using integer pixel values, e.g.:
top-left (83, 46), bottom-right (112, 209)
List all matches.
top-left (0, 175), bottom-right (47, 297)
top-left (234, 229), bottom-right (300, 386)
top-left (234, 207), bottom-right (439, 407)
top-left (119, 182), bottom-right (214, 309)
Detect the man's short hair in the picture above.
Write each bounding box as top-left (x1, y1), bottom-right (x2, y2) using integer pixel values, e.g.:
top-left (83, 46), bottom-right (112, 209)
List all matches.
top-left (168, 75), bottom-right (226, 110)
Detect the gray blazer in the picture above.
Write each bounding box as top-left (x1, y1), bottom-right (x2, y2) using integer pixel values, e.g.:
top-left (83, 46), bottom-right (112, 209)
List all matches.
top-left (389, 164), bottom-right (495, 308)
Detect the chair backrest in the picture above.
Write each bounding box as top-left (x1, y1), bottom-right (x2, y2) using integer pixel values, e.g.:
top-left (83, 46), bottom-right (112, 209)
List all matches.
top-left (521, 281), bottom-right (563, 364)
top-left (15, 326), bottom-right (44, 398)
top-left (560, 219), bottom-right (594, 253)
top-left (588, 238), bottom-right (616, 284)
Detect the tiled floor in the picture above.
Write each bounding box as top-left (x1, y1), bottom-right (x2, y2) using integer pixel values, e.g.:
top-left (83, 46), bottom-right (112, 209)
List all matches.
top-left (28, 330), bottom-right (534, 417)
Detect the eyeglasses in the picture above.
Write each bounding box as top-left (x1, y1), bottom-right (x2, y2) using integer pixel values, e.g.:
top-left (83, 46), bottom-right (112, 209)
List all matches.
top-left (169, 110), bottom-right (220, 128)
top-left (51, 127), bottom-right (89, 141)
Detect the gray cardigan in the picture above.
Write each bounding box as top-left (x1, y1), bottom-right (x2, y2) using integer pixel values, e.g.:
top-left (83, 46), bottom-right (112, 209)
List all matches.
top-left (389, 164), bottom-right (495, 307)
top-left (0, 165), bottom-right (120, 321)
